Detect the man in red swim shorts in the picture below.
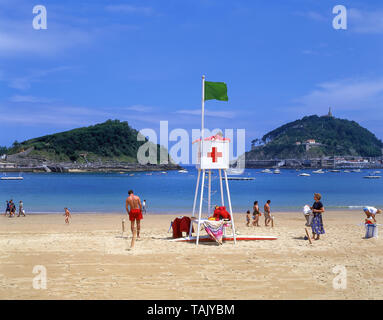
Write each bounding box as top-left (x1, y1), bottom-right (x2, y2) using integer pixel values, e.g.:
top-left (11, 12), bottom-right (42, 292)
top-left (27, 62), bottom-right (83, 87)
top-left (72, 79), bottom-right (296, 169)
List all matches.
top-left (125, 190), bottom-right (143, 238)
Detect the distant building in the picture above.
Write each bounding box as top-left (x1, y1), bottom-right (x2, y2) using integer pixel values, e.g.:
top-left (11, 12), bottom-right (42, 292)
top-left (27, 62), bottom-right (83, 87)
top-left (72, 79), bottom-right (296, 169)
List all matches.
top-left (325, 107), bottom-right (333, 118)
top-left (295, 141), bottom-right (301, 145)
top-left (306, 139), bottom-right (316, 144)
top-left (0, 162), bottom-right (16, 169)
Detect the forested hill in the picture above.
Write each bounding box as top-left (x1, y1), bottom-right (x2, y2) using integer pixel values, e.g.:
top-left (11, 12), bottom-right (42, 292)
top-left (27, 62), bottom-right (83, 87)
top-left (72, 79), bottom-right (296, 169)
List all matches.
top-left (247, 115), bottom-right (383, 160)
top-left (5, 120), bottom-right (163, 163)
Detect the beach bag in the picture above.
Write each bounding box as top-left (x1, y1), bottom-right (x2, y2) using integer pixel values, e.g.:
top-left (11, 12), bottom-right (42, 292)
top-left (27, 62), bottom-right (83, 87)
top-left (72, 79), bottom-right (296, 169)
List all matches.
top-left (365, 224), bottom-right (378, 238)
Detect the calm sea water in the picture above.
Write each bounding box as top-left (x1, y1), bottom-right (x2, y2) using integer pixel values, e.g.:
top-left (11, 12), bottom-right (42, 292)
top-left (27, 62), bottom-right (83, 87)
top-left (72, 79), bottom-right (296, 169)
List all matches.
top-left (0, 167), bottom-right (382, 214)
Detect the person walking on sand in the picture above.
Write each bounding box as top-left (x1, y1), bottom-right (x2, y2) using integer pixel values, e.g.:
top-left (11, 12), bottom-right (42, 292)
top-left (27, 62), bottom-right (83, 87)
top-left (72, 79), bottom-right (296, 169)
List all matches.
top-left (126, 190), bottom-right (143, 238)
top-left (64, 208), bottom-right (71, 224)
top-left (142, 199), bottom-right (147, 214)
top-left (18, 200), bottom-right (25, 217)
top-left (9, 200), bottom-right (16, 217)
top-left (264, 200), bottom-right (272, 226)
top-left (252, 201), bottom-right (261, 227)
top-left (310, 193), bottom-right (325, 240)
top-left (4, 200), bottom-right (10, 216)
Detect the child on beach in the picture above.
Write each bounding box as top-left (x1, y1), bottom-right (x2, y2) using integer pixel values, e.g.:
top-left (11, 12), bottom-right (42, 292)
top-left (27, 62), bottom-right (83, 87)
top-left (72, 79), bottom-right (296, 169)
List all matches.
top-left (246, 210), bottom-right (251, 226)
top-left (64, 208), bottom-right (71, 224)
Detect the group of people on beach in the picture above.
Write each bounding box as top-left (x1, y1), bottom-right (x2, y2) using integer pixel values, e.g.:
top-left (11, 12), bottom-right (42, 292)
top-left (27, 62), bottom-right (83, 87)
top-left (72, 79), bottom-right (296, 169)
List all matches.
top-left (246, 200), bottom-right (273, 227)
top-left (3, 200), bottom-right (25, 217)
top-left (246, 193), bottom-right (382, 241)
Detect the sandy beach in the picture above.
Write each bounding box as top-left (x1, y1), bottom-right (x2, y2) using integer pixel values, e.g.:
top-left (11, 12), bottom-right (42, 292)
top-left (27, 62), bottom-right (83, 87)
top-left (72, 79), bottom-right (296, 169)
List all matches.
top-left (0, 210), bottom-right (382, 300)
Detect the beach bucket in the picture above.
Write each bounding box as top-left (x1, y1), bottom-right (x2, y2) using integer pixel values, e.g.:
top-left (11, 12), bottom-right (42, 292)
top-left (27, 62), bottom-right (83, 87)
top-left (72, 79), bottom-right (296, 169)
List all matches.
top-left (365, 224), bottom-right (378, 238)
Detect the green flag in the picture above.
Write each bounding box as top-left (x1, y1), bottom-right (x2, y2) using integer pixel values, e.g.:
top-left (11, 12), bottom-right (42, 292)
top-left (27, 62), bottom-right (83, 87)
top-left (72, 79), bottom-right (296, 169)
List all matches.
top-left (204, 81), bottom-right (228, 101)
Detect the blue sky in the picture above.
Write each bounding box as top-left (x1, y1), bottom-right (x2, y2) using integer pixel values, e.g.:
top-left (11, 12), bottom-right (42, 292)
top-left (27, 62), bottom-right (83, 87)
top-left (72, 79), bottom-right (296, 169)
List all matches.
top-left (0, 0), bottom-right (382, 153)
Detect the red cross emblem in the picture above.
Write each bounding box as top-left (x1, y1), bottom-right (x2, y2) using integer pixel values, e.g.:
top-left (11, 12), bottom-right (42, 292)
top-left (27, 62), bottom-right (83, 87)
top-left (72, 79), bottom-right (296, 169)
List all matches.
top-left (207, 147), bottom-right (222, 163)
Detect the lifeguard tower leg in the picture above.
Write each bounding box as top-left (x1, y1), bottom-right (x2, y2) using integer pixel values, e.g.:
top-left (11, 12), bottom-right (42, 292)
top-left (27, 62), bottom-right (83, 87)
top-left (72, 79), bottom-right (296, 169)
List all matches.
top-left (196, 169), bottom-right (206, 245)
top-left (208, 170), bottom-right (211, 217)
top-left (224, 169), bottom-right (236, 244)
top-left (190, 169), bottom-right (201, 237)
top-left (219, 169), bottom-right (225, 207)
top-left (219, 169), bottom-right (227, 236)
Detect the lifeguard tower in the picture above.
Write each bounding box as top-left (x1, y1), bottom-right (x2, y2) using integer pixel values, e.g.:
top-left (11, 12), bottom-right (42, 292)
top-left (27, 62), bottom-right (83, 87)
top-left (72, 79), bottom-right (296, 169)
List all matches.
top-left (188, 76), bottom-right (237, 245)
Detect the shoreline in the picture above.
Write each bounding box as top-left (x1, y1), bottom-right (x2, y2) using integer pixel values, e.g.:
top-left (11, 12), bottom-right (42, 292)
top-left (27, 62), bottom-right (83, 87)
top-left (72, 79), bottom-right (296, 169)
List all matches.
top-left (5, 207), bottom-right (368, 215)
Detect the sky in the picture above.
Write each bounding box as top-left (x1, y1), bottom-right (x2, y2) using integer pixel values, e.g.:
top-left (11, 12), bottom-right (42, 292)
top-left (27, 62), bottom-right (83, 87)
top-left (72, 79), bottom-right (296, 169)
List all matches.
top-left (0, 0), bottom-right (382, 155)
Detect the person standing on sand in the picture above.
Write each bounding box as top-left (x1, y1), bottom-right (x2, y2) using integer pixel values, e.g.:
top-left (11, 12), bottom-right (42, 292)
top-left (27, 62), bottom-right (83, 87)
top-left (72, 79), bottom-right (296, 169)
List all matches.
top-left (18, 200), bottom-right (25, 217)
top-left (9, 200), bottom-right (16, 217)
top-left (126, 190), bottom-right (143, 238)
top-left (310, 193), bottom-right (325, 240)
top-left (264, 200), bottom-right (272, 226)
top-left (64, 208), bottom-right (71, 224)
top-left (4, 200), bottom-right (10, 216)
top-left (142, 200), bottom-right (147, 214)
top-left (252, 201), bottom-right (261, 227)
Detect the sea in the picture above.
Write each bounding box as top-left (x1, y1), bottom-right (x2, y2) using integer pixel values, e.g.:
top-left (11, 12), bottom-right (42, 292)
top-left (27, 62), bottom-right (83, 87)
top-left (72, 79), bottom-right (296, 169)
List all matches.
top-left (0, 167), bottom-right (382, 214)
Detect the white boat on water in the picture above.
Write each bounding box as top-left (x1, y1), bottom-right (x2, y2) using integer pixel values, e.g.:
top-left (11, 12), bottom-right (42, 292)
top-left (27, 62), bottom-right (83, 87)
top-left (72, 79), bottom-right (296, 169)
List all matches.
top-left (364, 175), bottom-right (381, 179)
top-left (273, 169), bottom-right (281, 174)
top-left (299, 173), bottom-right (310, 177)
top-left (178, 169), bottom-right (188, 173)
top-left (330, 169), bottom-right (340, 172)
top-left (352, 169), bottom-right (361, 173)
top-left (1, 176), bottom-right (24, 180)
top-left (374, 171), bottom-right (381, 174)
top-left (313, 169), bottom-right (325, 174)
top-left (1, 173), bottom-right (24, 180)
top-left (344, 170), bottom-right (351, 173)
top-left (261, 169), bottom-right (272, 173)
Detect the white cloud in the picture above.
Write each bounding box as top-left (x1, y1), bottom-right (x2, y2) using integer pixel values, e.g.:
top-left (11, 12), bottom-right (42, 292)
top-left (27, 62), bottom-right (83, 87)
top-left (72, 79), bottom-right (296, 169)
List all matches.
top-left (295, 11), bottom-right (327, 22)
top-left (123, 105), bottom-right (154, 112)
top-left (0, 17), bottom-right (93, 57)
top-left (348, 8), bottom-right (383, 34)
top-left (105, 5), bottom-right (154, 16)
top-left (293, 78), bottom-right (383, 111)
top-left (9, 95), bottom-right (55, 103)
top-left (176, 109), bottom-right (235, 119)
top-left (4, 66), bottom-right (72, 90)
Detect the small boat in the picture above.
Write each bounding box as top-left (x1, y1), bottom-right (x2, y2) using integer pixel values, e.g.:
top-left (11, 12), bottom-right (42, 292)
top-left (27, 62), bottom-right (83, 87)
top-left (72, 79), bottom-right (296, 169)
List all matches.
top-left (261, 169), bottom-right (272, 173)
top-left (227, 168), bottom-right (244, 175)
top-left (299, 173), bottom-right (310, 177)
top-left (223, 177), bottom-right (255, 181)
top-left (0, 176), bottom-right (24, 180)
top-left (161, 171), bottom-right (167, 174)
top-left (364, 175), bottom-right (381, 179)
top-left (344, 170), bottom-right (351, 173)
top-left (313, 169), bottom-right (325, 174)
top-left (374, 171), bottom-right (381, 174)
top-left (273, 169), bottom-right (281, 174)
top-left (178, 169), bottom-right (188, 173)
top-left (352, 169), bottom-right (361, 173)
top-left (330, 169), bottom-right (340, 172)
